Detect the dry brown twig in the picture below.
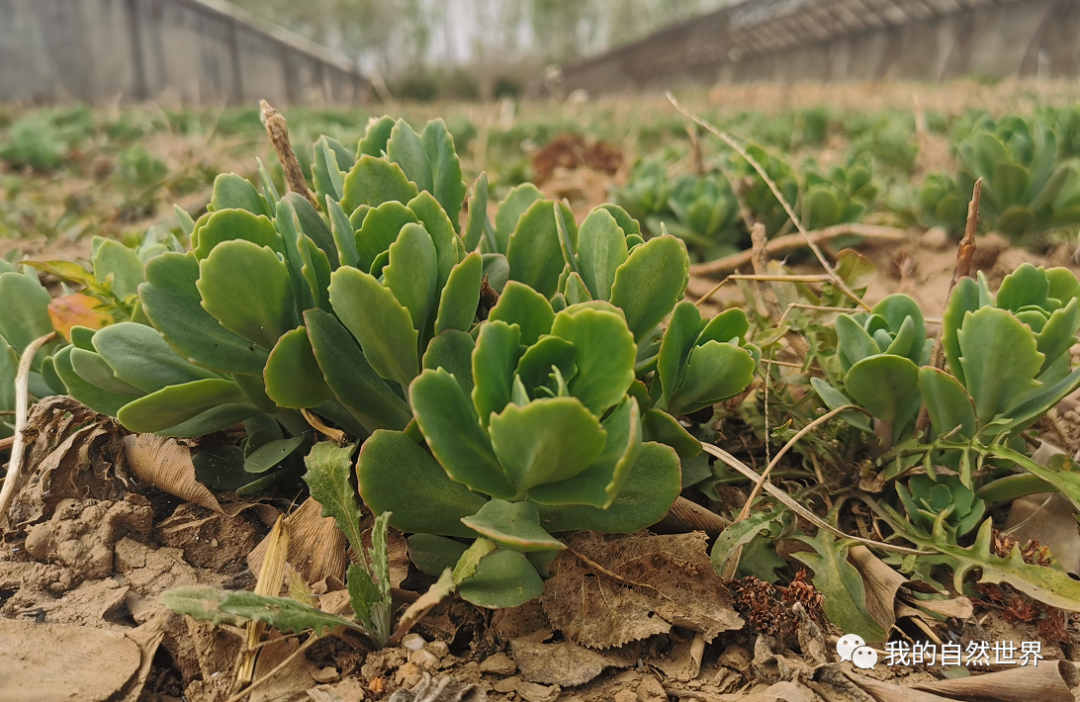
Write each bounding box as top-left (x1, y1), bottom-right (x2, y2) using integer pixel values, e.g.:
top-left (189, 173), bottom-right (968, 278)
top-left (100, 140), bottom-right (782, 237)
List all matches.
top-left (0, 332), bottom-right (57, 530)
top-left (260, 100), bottom-right (318, 209)
top-left (690, 223), bottom-right (910, 276)
top-left (700, 441), bottom-right (929, 556)
top-left (668, 93), bottom-right (871, 311)
top-left (914, 178), bottom-right (982, 433)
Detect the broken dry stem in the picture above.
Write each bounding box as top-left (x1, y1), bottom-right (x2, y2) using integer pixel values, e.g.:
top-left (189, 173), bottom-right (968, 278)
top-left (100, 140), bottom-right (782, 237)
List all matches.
top-left (915, 177), bottom-right (982, 433)
top-left (701, 441), bottom-right (928, 555)
top-left (0, 332), bottom-right (57, 531)
top-left (667, 92), bottom-right (871, 311)
top-left (690, 224), bottom-right (910, 276)
top-left (735, 405), bottom-right (858, 523)
top-left (260, 100), bottom-right (318, 209)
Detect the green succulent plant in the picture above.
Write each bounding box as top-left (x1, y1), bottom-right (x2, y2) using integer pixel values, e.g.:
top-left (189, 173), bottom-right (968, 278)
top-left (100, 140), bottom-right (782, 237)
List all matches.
top-left (920, 263), bottom-right (1080, 449)
top-left (356, 299), bottom-right (682, 608)
top-left (914, 173), bottom-right (967, 232)
top-left (897, 474), bottom-right (986, 537)
top-left (954, 116), bottom-right (1080, 242)
top-left (813, 294), bottom-right (930, 445)
top-left (802, 158), bottom-right (877, 231)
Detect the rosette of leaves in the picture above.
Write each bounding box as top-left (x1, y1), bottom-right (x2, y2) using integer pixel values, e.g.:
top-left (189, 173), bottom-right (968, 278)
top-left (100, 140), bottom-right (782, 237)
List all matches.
top-left (802, 158), bottom-right (877, 231)
top-left (919, 263), bottom-right (1080, 453)
top-left (481, 190), bottom-right (689, 367)
top-left (955, 116), bottom-right (1080, 242)
top-left (896, 474), bottom-right (986, 537)
top-left (812, 294), bottom-right (930, 445)
top-left (651, 301), bottom-right (759, 416)
top-left (914, 173), bottom-right (967, 232)
top-left (612, 158), bottom-right (673, 226)
top-left (659, 173), bottom-right (742, 261)
top-left (355, 298), bottom-right (682, 609)
top-left (57, 115), bottom-right (477, 438)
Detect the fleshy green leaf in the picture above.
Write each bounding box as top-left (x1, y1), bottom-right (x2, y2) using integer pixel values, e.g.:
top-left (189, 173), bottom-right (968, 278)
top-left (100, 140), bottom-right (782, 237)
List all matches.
top-left (140, 252), bottom-right (269, 376)
top-left (341, 156), bottom-right (419, 215)
top-left (835, 314), bottom-right (881, 372)
top-left (411, 368), bottom-right (517, 500)
top-left (550, 305), bottom-right (636, 415)
top-left (535, 441), bottom-right (681, 533)
top-left (408, 534), bottom-right (469, 576)
top-left (117, 379), bottom-right (249, 433)
top-left (92, 322), bottom-right (218, 393)
top-left (197, 240), bottom-right (297, 351)
top-left (70, 348), bottom-right (143, 395)
top-left (304, 308), bottom-right (412, 432)
top-left (407, 191), bottom-right (459, 294)
top-left (527, 396), bottom-right (641, 508)
top-left (52, 346), bottom-right (134, 416)
top-left (359, 116), bottom-right (395, 157)
top-left (458, 548), bottom-right (544, 609)
top-left (192, 209), bottom-right (283, 261)
top-left (245, 436), bottom-right (305, 474)
top-left (472, 321), bottom-right (522, 429)
top-left (463, 173), bottom-right (489, 252)
top-left (506, 200), bottom-right (577, 298)
top-left (844, 354), bottom-right (921, 426)
top-left (0, 271), bottom-right (54, 354)
top-left (576, 208), bottom-right (629, 301)
top-left (327, 197), bottom-right (359, 268)
top-left (656, 301), bottom-right (701, 409)
top-left (387, 119), bottom-right (433, 193)
top-left (354, 200), bottom-right (418, 277)
top-left (264, 327), bottom-right (333, 408)
top-left (958, 306), bottom-right (1044, 424)
top-left (421, 119), bottom-right (467, 231)
top-left (942, 277), bottom-right (982, 387)
top-left (489, 396), bottom-right (606, 491)
top-left (357, 430), bottom-right (486, 538)
top-left (919, 367), bottom-right (976, 440)
top-left (286, 193), bottom-right (339, 270)
top-left (92, 238), bottom-right (145, 300)
top-left (210, 173), bottom-right (266, 216)
top-left (423, 328), bottom-right (475, 394)
top-left (329, 267), bottom-right (419, 388)
top-left (488, 281), bottom-right (555, 347)
top-left (608, 235), bottom-right (689, 342)
top-left (492, 184), bottom-right (543, 255)
top-left (383, 223), bottom-right (438, 335)
top-left (668, 341), bottom-right (756, 416)
top-left (461, 499), bottom-right (565, 552)
top-left (435, 253), bottom-right (482, 334)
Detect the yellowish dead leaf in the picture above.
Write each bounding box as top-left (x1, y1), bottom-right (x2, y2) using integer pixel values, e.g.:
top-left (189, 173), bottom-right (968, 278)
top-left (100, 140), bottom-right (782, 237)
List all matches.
top-left (48, 293), bottom-right (113, 342)
top-left (122, 433), bottom-right (221, 512)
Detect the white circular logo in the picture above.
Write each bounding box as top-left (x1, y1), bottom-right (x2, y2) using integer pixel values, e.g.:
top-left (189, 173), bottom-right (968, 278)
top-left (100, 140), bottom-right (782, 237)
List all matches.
top-left (836, 634), bottom-right (866, 662)
top-left (851, 646), bottom-right (878, 669)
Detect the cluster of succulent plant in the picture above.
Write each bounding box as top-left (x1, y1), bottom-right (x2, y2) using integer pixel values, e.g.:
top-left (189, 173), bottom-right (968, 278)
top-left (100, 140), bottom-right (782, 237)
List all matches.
top-left (810, 263), bottom-right (1080, 542)
top-left (10, 104), bottom-right (1080, 645)
top-left (2, 114), bottom-right (766, 608)
top-left (916, 116), bottom-right (1080, 241)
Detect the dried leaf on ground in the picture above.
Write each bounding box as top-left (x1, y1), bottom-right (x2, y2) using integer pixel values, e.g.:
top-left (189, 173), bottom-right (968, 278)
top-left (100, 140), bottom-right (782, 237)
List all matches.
top-left (541, 531), bottom-right (743, 649)
top-left (248, 496), bottom-right (347, 585)
top-left (248, 632), bottom-right (320, 702)
top-left (912, 660), bottom-right (1079, 702)
top-left (4, 396), bottom-right (126, 529)
top-left (123, 433), bottom-right (221, 512)
top-left (0, 620), bottom-right (142, 702)
top-left (509, 638), bottom-right (634, 686)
